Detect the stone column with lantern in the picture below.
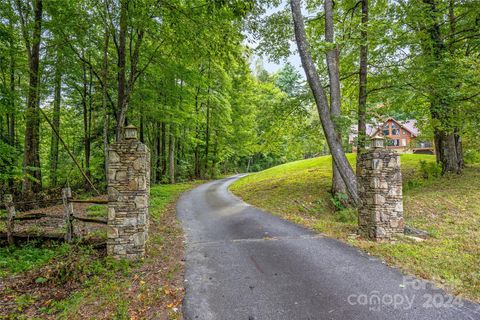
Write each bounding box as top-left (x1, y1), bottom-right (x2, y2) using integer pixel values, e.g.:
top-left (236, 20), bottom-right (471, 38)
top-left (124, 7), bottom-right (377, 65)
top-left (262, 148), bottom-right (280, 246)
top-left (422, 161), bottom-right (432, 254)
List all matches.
top-left (107, 125), bottom-right (150, 259)
top-left (357, 134), bottom-right (404, 240)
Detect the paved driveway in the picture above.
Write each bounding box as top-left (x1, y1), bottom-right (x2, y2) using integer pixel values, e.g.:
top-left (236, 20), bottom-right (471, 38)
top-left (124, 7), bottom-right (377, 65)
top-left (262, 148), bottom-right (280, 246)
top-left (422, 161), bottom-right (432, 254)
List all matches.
top-left (177, 176), bottom-right (479, 320)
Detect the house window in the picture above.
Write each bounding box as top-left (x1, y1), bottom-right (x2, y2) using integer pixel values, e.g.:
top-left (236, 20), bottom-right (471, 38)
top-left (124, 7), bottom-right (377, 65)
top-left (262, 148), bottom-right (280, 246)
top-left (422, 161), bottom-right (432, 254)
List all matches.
top-left (388, 139), bottom-right (400, 147)
top-left (402, 130), bottom-right (407, 135)
top-left (383, 124), bottom-right (389, 136)
top-left (401, 138), bottom-right (407, 146)
top-left (391, 123), bottom-right (400, 135)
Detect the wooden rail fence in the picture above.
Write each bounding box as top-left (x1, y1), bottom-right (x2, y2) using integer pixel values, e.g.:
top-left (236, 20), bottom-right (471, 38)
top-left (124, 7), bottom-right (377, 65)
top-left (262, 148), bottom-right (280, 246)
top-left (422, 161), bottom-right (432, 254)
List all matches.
top-left (1, 188), bottom-right (107, 244)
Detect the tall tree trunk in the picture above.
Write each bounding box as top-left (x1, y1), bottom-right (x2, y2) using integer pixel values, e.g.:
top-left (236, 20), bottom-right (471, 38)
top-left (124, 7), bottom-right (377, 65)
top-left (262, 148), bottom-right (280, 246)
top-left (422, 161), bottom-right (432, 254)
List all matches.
top-left (290, 0), bottom-right (359, 205)
top-left (168, 124), bottom-right (175, 184)
top-left (82, 59), bottom-right (91, 190)
top-left (204, 92), bottom-right (211, 175)
top-left (447, 0), bottom-right (463, 172)
top-left (20, 0), bottom-right (43, 195)
top-left (8, 112), bottom-right (15, 147)
top-left (8, 19), bottom-right (15, 148)
top-left (454, 128), bottom-right (463, 169)
top-left (324, 0), bottom-right (347, 196)
top-left (88, 63), bottom-right (93, 184)
top-left (211, 132), bottom-right (218, 178)
top-left (140, 107), bottom-right (145, 143)
top-left (49, 49), bottom-right (62, 187)
top-left (435, 128), bottom-right (463, 174)
top-left (139, 75), bottom-right (145, 143)
top-left (161, 121), bottom-right (167, 175)
top-left (423, 0), bottom-right (463, 174)
top-left (114, 1), bottom-right (144, 142)
top-left (1, 116), bottom-right (5, 143)
top-left (432, 106), bottom-right (463, 174)
top-left (357, 0), bottom-right (368, 157)
top-left (155, 122), bottom-right (162, 182)
top-left (176, 134), bottom-right (181, 166)
top-left (102, 29), bottom-right (110, 186)
top-left (7, 19), bottom-right (16, 191)
top-left (194, 87), bottom-right (201, 178)
top-left (115, 0), bottom-right (128, 141)
top-left (194, 145), bottom-right (201, 178)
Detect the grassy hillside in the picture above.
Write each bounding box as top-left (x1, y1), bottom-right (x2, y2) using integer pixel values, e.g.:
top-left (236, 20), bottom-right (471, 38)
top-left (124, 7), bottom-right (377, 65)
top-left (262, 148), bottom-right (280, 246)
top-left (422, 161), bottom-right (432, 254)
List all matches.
top-left (230, 154), bottom-right (480, 302)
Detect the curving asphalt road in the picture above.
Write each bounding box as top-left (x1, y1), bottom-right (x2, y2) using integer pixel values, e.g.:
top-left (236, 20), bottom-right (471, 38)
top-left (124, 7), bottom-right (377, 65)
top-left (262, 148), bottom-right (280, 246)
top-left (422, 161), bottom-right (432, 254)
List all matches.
top-left (177, 175), bottom-right (480, 320)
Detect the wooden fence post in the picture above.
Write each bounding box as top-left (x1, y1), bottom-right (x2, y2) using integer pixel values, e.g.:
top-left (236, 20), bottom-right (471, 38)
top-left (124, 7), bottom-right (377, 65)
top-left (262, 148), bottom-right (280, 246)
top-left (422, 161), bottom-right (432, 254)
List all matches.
top-left (62, 188), bottom-right (74, 243)
top-left (3, 194), bottom-right (16, 245)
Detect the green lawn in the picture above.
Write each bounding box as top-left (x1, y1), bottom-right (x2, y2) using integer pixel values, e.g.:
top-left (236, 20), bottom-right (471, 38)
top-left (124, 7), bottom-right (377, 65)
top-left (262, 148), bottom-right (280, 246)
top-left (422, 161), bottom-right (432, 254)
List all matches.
top-left (230, 154), bottom-right (480, 302)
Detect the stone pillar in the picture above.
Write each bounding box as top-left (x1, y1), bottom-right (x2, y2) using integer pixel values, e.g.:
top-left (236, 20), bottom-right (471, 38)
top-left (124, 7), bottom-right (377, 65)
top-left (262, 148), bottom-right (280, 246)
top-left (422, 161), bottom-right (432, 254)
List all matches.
top-left (357, 138), bottom-right (404, 240)
top-left (107, 125), bottom-right (150, 259)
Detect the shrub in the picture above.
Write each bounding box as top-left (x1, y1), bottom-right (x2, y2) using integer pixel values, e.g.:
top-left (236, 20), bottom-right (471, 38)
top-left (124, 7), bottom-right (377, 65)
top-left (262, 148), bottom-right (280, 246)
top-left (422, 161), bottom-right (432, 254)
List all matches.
top-left (330, 192), bottom-right (349, 211)
top-left (464, 150), bottom-right (480, 164)
top-left (404, 179), bottom-right (424, 191)
top-left (335, 208), bottom-right (358, 224)
top-left (419, 160), bottom-right (442, 179)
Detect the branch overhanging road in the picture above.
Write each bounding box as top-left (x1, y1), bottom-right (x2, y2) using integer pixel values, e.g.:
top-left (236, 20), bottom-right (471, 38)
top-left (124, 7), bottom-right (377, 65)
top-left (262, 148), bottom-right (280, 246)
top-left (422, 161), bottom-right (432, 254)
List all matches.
top-left (177, 175), bottom-right (480, 320)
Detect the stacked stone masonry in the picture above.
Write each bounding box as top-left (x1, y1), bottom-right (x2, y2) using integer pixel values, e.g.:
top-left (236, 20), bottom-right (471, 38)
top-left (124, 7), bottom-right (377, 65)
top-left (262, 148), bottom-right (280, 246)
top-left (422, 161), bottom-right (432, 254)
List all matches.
top-left (107, 140), bottom-right (150, 259)
top-left (357, 149), bottom-right (404, 240)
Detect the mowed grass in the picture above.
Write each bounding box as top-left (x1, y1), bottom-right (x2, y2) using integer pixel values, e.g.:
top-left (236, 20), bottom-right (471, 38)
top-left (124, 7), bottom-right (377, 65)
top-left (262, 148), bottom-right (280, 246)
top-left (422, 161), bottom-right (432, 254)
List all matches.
top-left (230, 154), bottom-right (480, 302)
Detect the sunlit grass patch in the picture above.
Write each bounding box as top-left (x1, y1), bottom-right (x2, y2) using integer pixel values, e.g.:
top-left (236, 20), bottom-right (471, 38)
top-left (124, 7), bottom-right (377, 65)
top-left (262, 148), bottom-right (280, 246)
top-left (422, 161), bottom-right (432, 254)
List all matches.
top-left (0, 243), bottom-right (71, 278)
top-left (86, 204), bottom-right (107, 217)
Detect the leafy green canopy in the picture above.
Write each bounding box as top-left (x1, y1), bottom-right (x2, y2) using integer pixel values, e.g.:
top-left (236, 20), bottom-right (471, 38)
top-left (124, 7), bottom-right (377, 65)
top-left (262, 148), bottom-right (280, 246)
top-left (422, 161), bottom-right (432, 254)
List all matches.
top-left (0, 0), bottom-right (326, 192)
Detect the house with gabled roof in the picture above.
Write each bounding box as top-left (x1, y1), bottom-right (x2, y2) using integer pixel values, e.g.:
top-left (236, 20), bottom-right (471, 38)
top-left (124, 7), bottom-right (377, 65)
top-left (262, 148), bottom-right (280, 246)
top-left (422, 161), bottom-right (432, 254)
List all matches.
top-left (349, 118), bottom-right (434, 154)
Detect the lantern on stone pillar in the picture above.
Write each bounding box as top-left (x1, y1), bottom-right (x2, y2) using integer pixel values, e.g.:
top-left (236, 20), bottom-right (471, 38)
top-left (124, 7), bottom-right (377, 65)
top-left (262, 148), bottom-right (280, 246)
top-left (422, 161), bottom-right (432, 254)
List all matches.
top-left (124, 124), bottom-right (138, 140)
top-left (371, 133), bottom-right (385, 149)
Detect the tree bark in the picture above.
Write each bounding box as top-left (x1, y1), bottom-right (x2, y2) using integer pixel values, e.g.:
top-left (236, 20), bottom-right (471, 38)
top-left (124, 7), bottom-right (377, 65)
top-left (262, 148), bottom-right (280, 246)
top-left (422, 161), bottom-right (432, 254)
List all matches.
top-left (357, 0), bottom-right (368, 156)
top-left (102, 28), bottom-right (110, 186)
top-left (114, 0), bottom-right (145, 141)
top-left (161, 121), bottom-right (167, 175)
top-left (8, 18), bottom-right (15, 148)
top-left (7, 18), bottom-right (16, 191)
top-left (454, 128), bottom-right (463, 169)
top-left (49, 49), bottom-right (62, 187)
top-left (140, 107), bottom-right (145, 143)
top-left (324, 0), bottom-right (347, 196)
top-left (115, 0), bottom-right (128, 141)
top-left (82, 58), bottom-right (91, 190)
top-left (168, 124), bottom-right (175, 184)
top-left (432, 115), bottom-right (463, 174)
top-left (290, 0), bottom-right (359, 205)
top-left (19, 0), bottom-right (43, 195)
top-left (211, 132), bottom-right (218, 177)
top-left (204, 92), bottom-right (211, 175)
top-left (155, 122), bottom-right (162, 182)
top-left (194, 87), bottom-right (202, 178)
top-left (423, 0), bottom-right (464, 174)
